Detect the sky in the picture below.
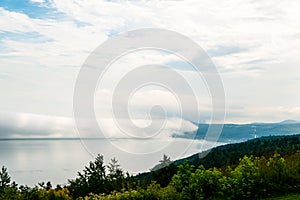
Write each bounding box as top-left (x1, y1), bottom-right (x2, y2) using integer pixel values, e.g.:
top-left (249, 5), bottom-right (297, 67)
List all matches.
top-left (0, 0), bottom-right (300, 138)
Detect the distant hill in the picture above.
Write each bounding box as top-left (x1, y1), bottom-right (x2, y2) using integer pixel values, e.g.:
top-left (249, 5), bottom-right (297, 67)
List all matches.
top-left (280, 119), bottom-right (300, 124)
top-left (175, 122), bottom-right (300, 142)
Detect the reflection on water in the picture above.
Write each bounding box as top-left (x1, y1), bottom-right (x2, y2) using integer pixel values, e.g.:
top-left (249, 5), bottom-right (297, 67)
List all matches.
top-left (0, 138), bottom-right (224, 186)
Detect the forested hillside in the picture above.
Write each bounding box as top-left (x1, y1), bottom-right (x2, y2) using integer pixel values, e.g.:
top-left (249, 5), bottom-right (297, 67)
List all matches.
top-left (137, 134), bottom-right (300, 187)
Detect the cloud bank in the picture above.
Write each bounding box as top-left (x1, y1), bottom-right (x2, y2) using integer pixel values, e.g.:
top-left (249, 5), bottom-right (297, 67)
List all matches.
top-left (0, 0), bottom-right (300, 138)
top-left (0, 112), bottom-right (198, 139)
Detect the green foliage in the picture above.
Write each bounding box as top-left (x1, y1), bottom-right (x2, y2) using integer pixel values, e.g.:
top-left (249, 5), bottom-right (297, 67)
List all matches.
top-left (0, 181), bottom-right (18, 200)
top-left (191, 166), bottom-right (225, 199)
top-left (226, 156), bottom-right (259, 199)
top-left (148, 163), bottom-right (177, 188)
top-left (171, 162), bottom-right (226, 200)
top-left (68, 154), bottom-right (127, 198)
top-left (171, 161), bottom-right (194, 199)
top-left (68, 154), bottom-right (107, 198)
top-left (265, 194), bottom-right (300, 200)
top-left (97, 151), bottom-right (300, 200)
top-left (176, 135), bottom-right (300, 169)
top-left (19, 187), bottom-right (71, 200)
top-left (0, 166), bottom-right (11, 194)
top-left (82, 182), bottom-right (179, 200)
top-left (0, 169), bottom-right (71, 200)
top-left (106, 157), bottom-right (125, 192)
top-left (136, 135), bottom-right (300, 189)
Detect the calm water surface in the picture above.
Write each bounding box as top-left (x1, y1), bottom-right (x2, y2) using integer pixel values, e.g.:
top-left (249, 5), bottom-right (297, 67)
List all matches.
top-left (0, 138), bottom-right (223, 186)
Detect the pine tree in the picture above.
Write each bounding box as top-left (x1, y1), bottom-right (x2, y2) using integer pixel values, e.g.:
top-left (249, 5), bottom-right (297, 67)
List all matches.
top-left (0, 166), bottom-right (11, 193)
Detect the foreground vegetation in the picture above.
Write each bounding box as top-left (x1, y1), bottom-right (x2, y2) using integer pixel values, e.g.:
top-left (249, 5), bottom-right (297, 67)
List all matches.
top-left (1, 135), bottom-right (300, 199)
top-left (265, 194), bottom-right (300, 200)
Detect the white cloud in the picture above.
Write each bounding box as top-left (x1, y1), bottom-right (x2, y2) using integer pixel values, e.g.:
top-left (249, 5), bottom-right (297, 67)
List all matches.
top-left (0, 112), bottom-right (76, 138)
top-left (0, 8), bottom-right (34, 33)
top-left (0, 112), bottom-right (198, 139)
top-left (30, 0), bottom-right (45, 3)
top-left (0, 0), bottom-right (300, 134)
top-left (95, 117), bottom-right (198, 139)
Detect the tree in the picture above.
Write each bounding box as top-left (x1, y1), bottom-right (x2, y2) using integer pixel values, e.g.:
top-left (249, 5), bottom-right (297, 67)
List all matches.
top-left (151, 154), bottom-right (172, 172)
top-left (152, 163), bottom-right (178, 187)
top-left (159, 154), bottom-right (171, 167)
top-left (190, 166), bottom-right (225, 199)
top-left (68, 154), bottom-right (108, 198)
top-left (0, 166), bottom-right (11, 194)
top-left (227, 156), bottom-right (259, 199)
top-left (107, 157), bottom-right (125, 191)
top-left (265, 153), bottom-right (288, 194)
top-left (108, 157), bottom-right (121, 177)
top-left (171, 161), bottom-right (195, 199)
top-left (38, 181), bottom-right (52, 190)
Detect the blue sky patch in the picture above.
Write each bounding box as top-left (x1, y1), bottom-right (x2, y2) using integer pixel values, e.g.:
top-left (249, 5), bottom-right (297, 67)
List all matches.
top-left (0, 0), bottom-right (59, 19)
top-left (165, 60), bottom-right (196, 71)
top-left (207, 45), bottom-right (248, 57)
top-left (0, 31), bottom-right (52, 43)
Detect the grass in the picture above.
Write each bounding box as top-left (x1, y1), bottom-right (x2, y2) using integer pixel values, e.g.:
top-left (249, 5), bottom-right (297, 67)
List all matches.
top-left (264, 194), bottom-right (300, 200)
